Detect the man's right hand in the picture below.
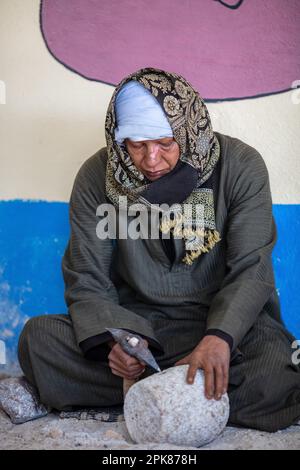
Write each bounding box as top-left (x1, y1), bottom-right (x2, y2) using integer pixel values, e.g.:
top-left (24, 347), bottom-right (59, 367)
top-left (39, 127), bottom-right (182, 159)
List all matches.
top-left (108, 339), bottom-right (147, 380)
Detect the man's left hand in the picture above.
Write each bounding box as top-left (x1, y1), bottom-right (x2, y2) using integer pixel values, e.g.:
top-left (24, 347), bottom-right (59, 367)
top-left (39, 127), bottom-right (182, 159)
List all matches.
top-left (175, 335), bottom-right (230, 400)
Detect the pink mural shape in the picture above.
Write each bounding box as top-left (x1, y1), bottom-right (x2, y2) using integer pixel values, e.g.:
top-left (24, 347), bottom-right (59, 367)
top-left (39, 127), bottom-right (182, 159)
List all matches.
top-left (40, 0), bottom-right (300, 101)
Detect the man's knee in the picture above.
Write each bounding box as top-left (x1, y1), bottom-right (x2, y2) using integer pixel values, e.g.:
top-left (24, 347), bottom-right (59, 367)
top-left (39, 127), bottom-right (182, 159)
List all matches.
top-left (19, 314), bottom-right (69, 345)
top-left (18, 316), bottom-right (42, 384)
top-left (18, 315), bottom-right (64, 378)
top-left (18, 315), bottom-right (48, 353)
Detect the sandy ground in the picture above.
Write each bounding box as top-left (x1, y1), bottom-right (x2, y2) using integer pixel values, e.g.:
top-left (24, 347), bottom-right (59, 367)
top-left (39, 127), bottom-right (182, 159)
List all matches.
top-left (1, 409), bottom-right (300, 450)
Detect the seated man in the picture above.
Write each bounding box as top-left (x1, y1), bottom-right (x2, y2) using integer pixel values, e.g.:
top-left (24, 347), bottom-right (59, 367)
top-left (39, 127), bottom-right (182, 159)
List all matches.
top-left (18, 67), bottom-right (300, 432)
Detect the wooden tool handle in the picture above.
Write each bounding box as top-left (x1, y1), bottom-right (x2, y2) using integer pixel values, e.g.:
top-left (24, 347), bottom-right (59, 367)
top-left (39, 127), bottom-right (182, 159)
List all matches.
top-left (123, 378), bottom-right (138, 398)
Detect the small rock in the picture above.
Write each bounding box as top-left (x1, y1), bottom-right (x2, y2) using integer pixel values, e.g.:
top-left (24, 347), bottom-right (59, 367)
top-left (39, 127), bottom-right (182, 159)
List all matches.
top-left (103, 429), bottom-right (125, 441)
top-left (0, 377), bottom-right (50, 424)
top-left (47, 428), bottom-right (64, 439)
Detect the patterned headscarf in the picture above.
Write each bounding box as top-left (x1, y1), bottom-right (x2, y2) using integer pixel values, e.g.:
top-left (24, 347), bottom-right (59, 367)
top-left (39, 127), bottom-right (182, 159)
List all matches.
top-left (105, 67), bottom-right (221, 265)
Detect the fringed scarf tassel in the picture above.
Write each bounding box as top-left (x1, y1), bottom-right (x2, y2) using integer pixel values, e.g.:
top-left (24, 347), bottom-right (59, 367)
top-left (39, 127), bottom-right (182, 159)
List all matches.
top-left (182, 229), bottom-right (221, 265)
top-left (160, 214), bottom-right (221, 265)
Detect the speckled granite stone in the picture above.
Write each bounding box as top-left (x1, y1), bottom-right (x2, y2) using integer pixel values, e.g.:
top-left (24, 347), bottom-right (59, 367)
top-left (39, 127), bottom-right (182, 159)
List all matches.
top-left (0, 377), bottom-right (50, 424)
top-left (124, 365), bottom-right (229, 447)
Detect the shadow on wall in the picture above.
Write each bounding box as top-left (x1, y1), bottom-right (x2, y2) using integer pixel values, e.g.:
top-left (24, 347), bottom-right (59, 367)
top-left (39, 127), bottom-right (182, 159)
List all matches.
top-left (0, 200), bottom-right (299, 374)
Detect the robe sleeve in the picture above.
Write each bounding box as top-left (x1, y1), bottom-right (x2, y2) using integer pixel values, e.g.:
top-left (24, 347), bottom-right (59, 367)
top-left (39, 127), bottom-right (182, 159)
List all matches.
top-left (206, 147), bottom-right (277, 351)
top-left (61, 152), bottom-right (163, 362)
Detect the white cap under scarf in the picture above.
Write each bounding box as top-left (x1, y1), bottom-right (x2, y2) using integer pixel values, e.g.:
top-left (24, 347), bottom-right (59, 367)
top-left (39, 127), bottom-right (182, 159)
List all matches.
top-left (114, 80), bottom-right (173, 144)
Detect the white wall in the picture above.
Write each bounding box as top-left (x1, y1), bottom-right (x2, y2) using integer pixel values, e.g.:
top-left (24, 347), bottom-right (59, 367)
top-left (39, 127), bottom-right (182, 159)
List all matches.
top-left (1, 0), bottom-right (300, 204)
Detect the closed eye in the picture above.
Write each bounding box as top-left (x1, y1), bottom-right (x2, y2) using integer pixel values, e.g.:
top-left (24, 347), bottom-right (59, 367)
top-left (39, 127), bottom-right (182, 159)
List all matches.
top-left (160, 141), bottom-right (174, 149)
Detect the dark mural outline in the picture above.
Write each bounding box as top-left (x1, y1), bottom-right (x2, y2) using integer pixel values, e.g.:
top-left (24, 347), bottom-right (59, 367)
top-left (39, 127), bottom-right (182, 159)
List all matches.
top-left (215, 0), bottom-right (244, 10)
top-left (39, 0), bottom-right (294, 102)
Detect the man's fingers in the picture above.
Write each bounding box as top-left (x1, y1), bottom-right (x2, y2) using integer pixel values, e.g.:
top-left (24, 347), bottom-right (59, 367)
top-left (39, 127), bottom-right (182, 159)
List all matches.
top-left (111, 368), bottom-right (138, 380)
top-left (187, 364), bottom-right (198, 384)
top-left (110, 344), bottom-right (142, 367)
top-left (109, 357), bottom-right (144, 372)
top-left (109, 358), bottom-right (144, 375)
top-left (175, 359), bottom-right (185, 366)
top-left (204, 366), bottom-right (214, 399)
top-left (109, 340), bottom-right (149, 379)
top-left (110, 364), bottom-right (145, 379)
top-left (175, 355), bottom-right (191, 366)
top-left (214, 365), bottom-right (224, 400)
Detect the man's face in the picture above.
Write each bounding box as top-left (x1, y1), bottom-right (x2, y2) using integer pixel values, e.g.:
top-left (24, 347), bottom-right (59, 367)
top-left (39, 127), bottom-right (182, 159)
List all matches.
top-left (125, 137), bottom-right (180, 181)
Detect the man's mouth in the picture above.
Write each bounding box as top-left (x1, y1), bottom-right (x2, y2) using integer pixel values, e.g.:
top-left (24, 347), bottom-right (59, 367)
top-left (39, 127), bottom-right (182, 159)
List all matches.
top-left (144, 169), bottom-right (168, 179)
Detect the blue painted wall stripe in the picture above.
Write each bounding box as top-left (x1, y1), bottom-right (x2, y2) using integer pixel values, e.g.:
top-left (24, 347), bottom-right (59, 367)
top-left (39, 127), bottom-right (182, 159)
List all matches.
top-left (0, 200), bottom-right (299, 372)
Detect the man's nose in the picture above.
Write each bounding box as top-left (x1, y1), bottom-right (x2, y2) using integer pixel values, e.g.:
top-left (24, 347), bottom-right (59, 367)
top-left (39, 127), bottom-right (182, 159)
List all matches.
top-left (144, 143), bottom-right (160, 166)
